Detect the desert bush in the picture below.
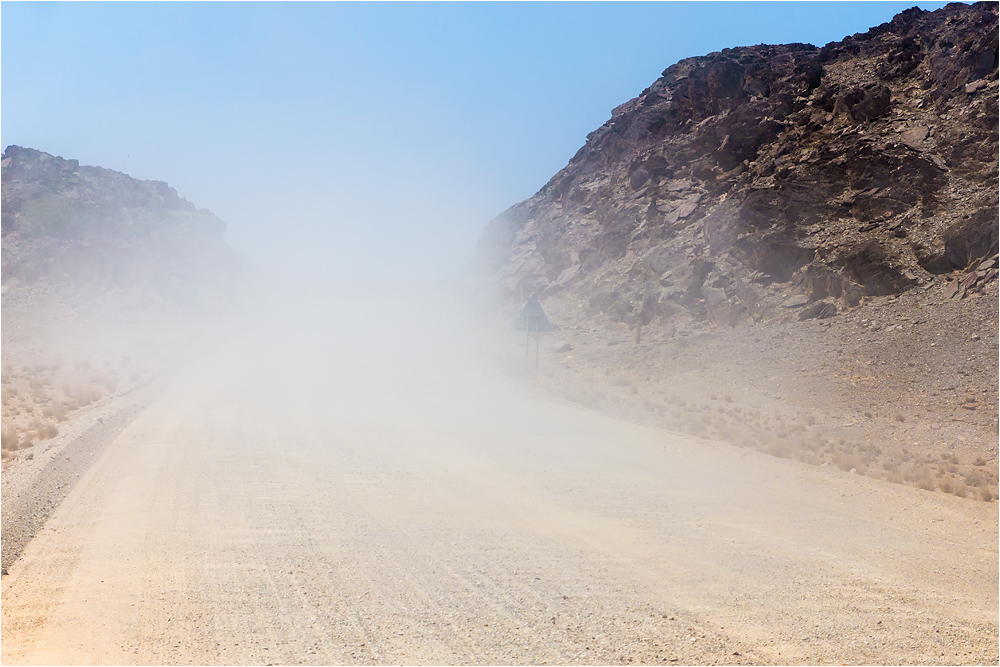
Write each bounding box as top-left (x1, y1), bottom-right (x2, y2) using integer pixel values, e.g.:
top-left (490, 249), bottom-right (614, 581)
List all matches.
top-left (31, 419), bottom-right (58, 441)
top-left (1, 425), bottom-right (19, 450)
top-left (42, 403), bottom-right (67, 422)
top-left (974, 456), bottom-right (986, 467)
top-left (965, 471), bottom-right (985, 488)
top-left (19, 429), bottom-right (35, 448)
top-left (835, 453), bottom-right (861, 473)
top-left (766, 440), bottom-right (792, 459)
top-left (981, 488), bottom-right (994, 502)
top-left (74, 385), bottom-right (102, 406)
top-left (916, 475), bottom-right (936, 491)
top-left (687, 421), bottom-right (707, 437)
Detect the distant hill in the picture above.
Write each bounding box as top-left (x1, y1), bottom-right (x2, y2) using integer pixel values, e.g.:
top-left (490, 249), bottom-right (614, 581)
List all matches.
top-left (1, 145), bottom-right (254, 311)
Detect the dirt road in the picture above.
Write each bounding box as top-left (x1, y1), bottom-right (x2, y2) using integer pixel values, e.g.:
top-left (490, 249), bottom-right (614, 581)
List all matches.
top-left (2, 298), bottom-right (997, 665)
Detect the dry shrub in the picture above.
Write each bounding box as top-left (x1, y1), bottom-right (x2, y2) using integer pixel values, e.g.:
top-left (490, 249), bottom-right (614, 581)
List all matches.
top-left (31, 419), bottom-right (58, 441)
top-left (687, 421), bottom-right (707, 437)
top-left (940, 479), bottom-right (954, 494)
top-left (981, 488), bottom-right (994, 502)
top-left (952, 483), bottom-right (967, 498)
top-left (42, 403), bottom-right (67, 422)
top-left (19, 430), bottom-right (35, 449)
top-left (974, 457), bottom-right (987, 467)
top-left (766, 440), bottom-right (792, 459)
top-left (74, 385), bottom-right (102, 407)
top-left (916, 475), bottom-right (936, 492)
top-left (797, 450), bottom-right (821, 466)
top-left (965, 471), bottom-right (985, 488)
top-left (835, 453), bottom-right (862, 473)
top-left (894, 413), bottom-right (906, 423)
top-left (1, 425), bottom-right (19, 450)
top-left (716, 425), bottom-right (736, 443)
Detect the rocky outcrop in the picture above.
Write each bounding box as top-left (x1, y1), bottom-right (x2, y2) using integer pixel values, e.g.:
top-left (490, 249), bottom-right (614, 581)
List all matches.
top-left (1, 146), bottom-right (253, 311)
top-left (475, 3), bottom-right (998, 331)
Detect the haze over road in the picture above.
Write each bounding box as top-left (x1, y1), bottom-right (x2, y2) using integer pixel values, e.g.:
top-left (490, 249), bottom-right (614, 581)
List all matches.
top-left (2, 291), bottom-right (997, 665)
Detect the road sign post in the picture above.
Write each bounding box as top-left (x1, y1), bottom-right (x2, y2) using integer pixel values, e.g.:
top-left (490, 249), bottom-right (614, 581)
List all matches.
top-left (514, 296), bottom-right (553, 382)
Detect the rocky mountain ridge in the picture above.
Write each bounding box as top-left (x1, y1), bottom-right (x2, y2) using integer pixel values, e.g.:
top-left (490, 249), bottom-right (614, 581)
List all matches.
top-left (476, 3), bottom-right (998, 333)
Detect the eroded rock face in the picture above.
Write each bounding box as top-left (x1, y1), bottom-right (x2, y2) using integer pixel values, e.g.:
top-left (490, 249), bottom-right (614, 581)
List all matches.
top-left (1, 146), bottom-right (252, 311)
top-left (475, 3), bottom-right (998, 328)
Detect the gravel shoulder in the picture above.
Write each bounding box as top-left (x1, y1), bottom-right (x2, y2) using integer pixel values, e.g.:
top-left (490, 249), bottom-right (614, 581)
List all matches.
top-left (1, 374), bottom-right (170, 574)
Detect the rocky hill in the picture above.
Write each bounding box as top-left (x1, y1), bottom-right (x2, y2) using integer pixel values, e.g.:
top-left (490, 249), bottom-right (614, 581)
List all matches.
top-left (1, 145), bottom-right (252, 311)
top-left (472, 3), bottom-right (999, 502)
top-left (1, 147), bottom-right (255, 466)
top-left (477, 2), bottom-right (997, 328)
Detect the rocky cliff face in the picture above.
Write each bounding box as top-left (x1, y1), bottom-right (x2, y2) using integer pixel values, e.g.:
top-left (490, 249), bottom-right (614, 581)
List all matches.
top-left (477, 3), bottom-right (998, 332)
top-left (1, 146), bottom-right (251, 311)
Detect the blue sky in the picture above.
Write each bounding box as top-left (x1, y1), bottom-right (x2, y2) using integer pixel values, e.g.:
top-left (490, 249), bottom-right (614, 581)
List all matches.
top-left (2, 2), bottom-right (954, 281)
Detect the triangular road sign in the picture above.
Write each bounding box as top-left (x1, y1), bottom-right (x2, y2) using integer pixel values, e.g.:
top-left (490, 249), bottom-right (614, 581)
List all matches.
top-left (514, 296), bottom-right (554, 331)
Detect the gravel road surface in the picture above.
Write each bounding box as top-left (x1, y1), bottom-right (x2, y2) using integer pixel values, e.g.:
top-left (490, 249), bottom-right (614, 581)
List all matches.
top-left (2, 301), bottom-right (997, 665)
